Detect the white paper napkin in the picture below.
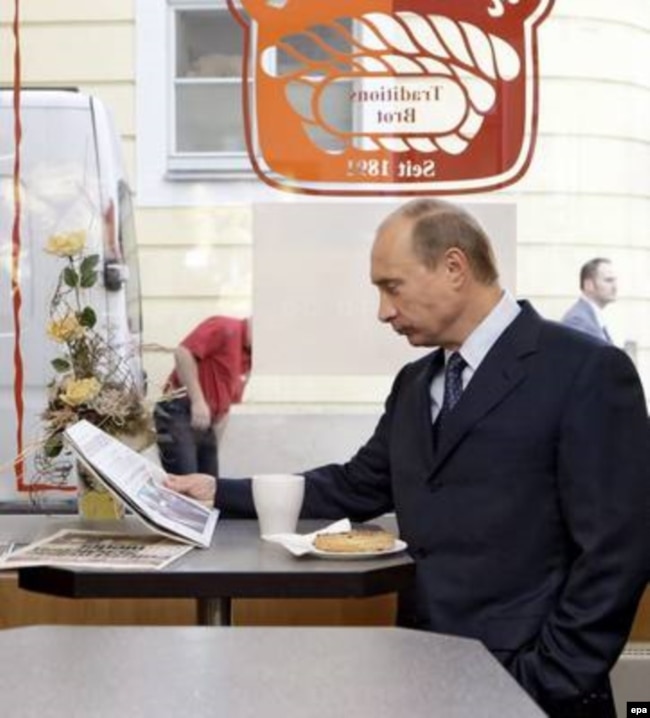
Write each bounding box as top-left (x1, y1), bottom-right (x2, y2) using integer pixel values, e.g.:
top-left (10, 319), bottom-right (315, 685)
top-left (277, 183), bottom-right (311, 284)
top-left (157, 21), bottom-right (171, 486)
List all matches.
top-left (262, 519), bottom-right (352, 556)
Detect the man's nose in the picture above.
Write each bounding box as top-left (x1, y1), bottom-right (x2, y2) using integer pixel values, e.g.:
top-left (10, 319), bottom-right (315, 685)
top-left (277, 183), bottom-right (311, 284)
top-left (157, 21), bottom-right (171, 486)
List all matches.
top-left (377, 294), bottom-right (396, 323)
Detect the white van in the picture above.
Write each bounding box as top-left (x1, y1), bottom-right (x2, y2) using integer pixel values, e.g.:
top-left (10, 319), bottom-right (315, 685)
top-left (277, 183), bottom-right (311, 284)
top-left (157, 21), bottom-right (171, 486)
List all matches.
top-left (0, 89), bottom-right (143, 507)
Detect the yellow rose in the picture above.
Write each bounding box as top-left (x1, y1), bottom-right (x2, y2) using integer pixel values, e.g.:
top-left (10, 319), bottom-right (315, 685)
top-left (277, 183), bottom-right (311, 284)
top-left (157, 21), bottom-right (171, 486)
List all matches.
top-left (61, 377), bottom-right (102, 406)
top-left (45, 230), bottom-right (86, 257)
top-left (47, 314), bottom-right (84, 343)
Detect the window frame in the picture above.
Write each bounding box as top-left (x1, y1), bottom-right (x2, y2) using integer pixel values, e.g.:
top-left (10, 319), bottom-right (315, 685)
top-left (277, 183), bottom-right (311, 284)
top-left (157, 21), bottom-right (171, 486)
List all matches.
top-left (166, 0), bottom-right (254, 178)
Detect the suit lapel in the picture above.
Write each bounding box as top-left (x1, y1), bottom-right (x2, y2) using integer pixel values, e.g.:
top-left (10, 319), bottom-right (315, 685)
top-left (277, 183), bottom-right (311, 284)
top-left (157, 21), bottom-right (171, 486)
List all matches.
top-left (428, 302), bottom-right (541, 481)
top-left (414, 348), bottom-right (444, 470)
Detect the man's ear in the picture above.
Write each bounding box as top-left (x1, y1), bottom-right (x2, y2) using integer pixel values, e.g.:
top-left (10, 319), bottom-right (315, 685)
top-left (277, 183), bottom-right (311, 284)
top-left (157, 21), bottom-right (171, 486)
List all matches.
top-left (443, 247), bottom-right (470, 286)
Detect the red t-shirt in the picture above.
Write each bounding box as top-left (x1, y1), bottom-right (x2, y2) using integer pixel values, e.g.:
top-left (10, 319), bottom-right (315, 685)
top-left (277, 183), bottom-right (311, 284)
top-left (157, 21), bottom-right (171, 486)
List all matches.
top-left (167, 316), bottom-right (251, 421)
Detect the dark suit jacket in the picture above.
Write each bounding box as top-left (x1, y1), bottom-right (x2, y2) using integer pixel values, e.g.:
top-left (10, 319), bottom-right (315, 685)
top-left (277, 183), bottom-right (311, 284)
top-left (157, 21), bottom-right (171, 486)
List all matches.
top-left (562, 297), bottom-right (611, 343)
top-left (217, 301), bottom-right (650, 711)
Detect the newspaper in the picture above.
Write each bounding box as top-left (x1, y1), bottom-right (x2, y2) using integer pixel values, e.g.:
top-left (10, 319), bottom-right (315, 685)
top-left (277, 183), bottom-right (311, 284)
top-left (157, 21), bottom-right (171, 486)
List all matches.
top-left (0, 529), bottom-right (194, 570)
top-left (64, 420), bottom-right (219, 548)
top-left (0, 542), bottom-right (14, 561)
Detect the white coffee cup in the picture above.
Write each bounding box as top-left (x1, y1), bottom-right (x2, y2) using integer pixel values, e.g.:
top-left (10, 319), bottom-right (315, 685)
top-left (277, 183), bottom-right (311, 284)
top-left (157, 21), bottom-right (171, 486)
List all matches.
top-left (252, 474), bottom-right (305, 537)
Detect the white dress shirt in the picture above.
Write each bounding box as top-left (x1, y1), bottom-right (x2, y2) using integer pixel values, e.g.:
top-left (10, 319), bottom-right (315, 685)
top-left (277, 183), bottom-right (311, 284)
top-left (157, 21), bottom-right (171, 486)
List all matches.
top-left (430, 290), bottom-right (521, 422)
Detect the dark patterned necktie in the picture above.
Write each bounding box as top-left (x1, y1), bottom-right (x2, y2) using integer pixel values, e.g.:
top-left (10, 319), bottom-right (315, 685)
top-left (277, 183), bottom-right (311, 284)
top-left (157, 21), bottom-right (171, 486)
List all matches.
top-left (434, 352), bottom-right (467, 443)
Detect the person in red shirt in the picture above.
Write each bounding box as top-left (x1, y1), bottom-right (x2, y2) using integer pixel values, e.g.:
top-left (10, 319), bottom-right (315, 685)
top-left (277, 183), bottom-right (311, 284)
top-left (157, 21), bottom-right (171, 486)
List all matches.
top-left (154, 316), bottom-right (251, 477)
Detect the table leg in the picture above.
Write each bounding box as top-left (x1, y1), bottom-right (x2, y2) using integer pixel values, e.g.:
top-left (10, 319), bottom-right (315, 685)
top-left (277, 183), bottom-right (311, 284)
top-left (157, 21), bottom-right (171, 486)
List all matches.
top-left (197, 597), bottom-right (232, 626)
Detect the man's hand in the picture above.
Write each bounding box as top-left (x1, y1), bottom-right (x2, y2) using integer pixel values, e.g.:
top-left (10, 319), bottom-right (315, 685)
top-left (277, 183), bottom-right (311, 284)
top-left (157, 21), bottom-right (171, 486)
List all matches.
top-left (190, 397), bottom-right (212, 430)
top-left (164, 473), bottom-right (216, 507)
top-left (173, 345), bottom-right (212, 430)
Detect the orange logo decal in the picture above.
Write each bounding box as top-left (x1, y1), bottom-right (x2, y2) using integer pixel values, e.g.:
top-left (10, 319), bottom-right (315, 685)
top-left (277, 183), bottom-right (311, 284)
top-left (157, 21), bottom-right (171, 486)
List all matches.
top-left (229, 0), bottom-right (554, 195)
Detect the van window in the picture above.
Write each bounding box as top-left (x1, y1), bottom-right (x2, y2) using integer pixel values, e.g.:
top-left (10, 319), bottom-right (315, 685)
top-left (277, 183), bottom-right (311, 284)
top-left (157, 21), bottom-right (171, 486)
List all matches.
top-left (117, 180), bottom-right (143, 337)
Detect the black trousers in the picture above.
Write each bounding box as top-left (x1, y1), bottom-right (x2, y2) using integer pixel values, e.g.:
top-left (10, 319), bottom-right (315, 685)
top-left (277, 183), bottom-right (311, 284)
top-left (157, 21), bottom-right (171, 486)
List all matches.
top-left (154, 397), bottom-right (218, 478)
top-left (543, 683), bottom-right (616, 718)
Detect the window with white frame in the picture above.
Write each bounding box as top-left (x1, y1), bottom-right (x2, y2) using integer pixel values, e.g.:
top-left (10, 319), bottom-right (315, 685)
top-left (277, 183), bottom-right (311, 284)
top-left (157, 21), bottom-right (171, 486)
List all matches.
top-left (167, 1), bottom-right (251, 176)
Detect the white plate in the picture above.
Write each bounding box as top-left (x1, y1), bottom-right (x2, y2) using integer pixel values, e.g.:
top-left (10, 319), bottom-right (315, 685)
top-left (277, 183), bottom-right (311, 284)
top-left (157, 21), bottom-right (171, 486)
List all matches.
top-left (308, 539), bottom-right (408, 560)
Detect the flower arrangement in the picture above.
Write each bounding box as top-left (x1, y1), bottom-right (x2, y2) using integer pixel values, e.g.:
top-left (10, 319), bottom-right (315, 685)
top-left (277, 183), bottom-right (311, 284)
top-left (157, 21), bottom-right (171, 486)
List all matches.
top-left (40, 229), bottom-right (152, 468)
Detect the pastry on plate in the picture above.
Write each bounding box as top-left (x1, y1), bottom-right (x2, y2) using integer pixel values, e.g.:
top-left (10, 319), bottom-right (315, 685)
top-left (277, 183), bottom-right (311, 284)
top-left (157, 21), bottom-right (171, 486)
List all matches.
top-left (313, 529), bottom-right (396, 553)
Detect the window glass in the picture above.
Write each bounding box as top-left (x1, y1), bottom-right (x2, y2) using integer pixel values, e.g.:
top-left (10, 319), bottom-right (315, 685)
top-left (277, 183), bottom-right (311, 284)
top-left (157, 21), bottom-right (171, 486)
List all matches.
top-left (175, 84), bottom-right (245, 153)
top-left (117, 181), bottom-right (143, 338)
top-left (172, 8), bottom-right (248, 159)
top-left (276, 22), bottom-right (353, 75)
top-left (176, 9), bottom-right (242, 78)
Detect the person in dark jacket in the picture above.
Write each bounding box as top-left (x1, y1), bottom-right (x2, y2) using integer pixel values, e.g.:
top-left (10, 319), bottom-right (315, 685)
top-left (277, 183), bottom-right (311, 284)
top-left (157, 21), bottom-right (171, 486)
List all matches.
top-left (166, 200), bottom-right (650, 718)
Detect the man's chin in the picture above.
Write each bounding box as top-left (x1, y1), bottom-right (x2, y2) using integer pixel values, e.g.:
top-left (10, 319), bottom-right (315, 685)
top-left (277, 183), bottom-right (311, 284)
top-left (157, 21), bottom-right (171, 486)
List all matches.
top-left (403, 332), bottom-right (424, 346)
top-left (399, 330), bottom-right (438, 348)
top-left (393, 326), bottom-right (434, 346)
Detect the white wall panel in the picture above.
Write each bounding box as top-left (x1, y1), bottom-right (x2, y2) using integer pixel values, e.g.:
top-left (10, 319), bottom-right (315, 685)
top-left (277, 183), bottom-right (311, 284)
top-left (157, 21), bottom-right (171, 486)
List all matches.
top-left (522, 136), bottom-right (650, 195)
top-left (219, 410), bottom-right (382, 477)
top-left (540, 16), bottom-right (650, 85)
top-left (515, 195), bottom-right (650, 248)
top-left (551, 0), bottom-right (650, 29)
top-left (0, 26), bottom-right (133, 83)
top-left (139, 245), bottom-right (252, 298)
top-left (136, 207), bottom-right (251, 247)
top-left (540, 80), bottom-right (650, 141)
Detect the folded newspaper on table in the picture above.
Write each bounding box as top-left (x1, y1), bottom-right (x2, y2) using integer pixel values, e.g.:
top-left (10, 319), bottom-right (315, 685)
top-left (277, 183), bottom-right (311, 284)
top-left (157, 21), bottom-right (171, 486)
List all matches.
top-left (0, 529), bottom-right (195, 570)
top-left (63, 419), bottom-right (219, 548)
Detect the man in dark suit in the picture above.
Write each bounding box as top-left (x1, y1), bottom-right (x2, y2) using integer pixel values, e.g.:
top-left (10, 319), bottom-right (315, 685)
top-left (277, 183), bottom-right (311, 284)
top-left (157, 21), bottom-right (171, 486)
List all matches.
top-left (562, 258), bottom-right (617, 343)
top-left (166, 200), bottom-right (650, 718)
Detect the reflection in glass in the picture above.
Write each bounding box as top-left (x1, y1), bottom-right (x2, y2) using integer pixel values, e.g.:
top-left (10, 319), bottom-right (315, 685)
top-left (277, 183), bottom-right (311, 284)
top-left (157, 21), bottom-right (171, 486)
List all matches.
top-left (176, 9), bottom-right (242, 78)
top-left (277, 21), bottom-right (353, 75)
top-left (176, 84), bottom-right (247, 153)
top-left (285, 80), bottom-right (352, 151)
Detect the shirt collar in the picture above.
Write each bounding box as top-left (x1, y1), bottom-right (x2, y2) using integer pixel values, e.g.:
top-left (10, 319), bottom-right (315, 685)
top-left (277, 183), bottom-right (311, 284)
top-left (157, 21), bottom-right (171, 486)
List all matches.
top-left (449, 290), bottom-right (521, 371)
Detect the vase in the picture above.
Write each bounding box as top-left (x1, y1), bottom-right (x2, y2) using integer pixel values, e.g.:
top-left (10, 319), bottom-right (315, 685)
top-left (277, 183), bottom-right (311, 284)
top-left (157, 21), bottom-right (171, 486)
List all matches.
top-left (76, 460), bottom-right (125, 521)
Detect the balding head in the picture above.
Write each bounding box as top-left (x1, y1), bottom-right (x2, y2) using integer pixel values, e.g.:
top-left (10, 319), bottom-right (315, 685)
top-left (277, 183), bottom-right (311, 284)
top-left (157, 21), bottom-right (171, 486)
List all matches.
top-left (380, 199), bottom-right (499, 285)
